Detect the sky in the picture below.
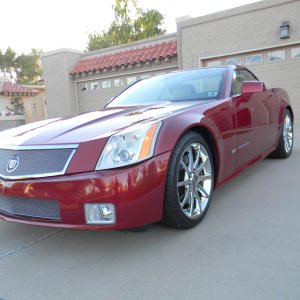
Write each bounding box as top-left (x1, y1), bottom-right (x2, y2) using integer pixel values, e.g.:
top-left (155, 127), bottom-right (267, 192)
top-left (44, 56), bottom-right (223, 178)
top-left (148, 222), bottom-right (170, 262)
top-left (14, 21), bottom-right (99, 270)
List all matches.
top-left (1, 0), bottom-right (260, 54)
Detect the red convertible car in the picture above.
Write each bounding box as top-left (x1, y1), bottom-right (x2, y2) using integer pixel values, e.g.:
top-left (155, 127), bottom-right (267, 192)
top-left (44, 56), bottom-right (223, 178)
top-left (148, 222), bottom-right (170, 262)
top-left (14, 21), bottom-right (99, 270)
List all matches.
top-left (0, 65), bottom-right (294, 230)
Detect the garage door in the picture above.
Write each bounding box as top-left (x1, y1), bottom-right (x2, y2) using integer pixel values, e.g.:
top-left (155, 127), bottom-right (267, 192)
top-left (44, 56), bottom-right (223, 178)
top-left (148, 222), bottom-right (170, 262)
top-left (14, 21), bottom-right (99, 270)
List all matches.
top-left (204, 45), bottom-right (300, 123)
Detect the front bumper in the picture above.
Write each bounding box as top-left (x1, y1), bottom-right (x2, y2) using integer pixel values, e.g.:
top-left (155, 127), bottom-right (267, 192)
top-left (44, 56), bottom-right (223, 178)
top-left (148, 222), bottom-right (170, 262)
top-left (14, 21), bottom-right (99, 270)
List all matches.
top-left (0, 152), bottom-right (170, 230)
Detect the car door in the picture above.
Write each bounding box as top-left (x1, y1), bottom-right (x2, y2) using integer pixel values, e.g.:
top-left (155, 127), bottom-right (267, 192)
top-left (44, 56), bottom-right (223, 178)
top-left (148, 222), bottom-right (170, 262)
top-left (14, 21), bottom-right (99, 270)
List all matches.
top-left (230, 68), bottom-right (277, 168)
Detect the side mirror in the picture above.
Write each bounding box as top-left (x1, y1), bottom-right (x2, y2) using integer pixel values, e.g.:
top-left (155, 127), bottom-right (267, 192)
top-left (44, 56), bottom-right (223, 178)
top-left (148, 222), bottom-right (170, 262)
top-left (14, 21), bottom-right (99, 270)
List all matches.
top-left (242, 81), bottom-right (266, 94)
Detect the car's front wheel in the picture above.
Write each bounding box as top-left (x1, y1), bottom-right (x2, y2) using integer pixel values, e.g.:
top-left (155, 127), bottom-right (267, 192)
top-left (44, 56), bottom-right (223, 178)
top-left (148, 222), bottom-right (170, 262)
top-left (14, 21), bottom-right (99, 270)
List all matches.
top-left (163, 132), bottom-right (214, 229)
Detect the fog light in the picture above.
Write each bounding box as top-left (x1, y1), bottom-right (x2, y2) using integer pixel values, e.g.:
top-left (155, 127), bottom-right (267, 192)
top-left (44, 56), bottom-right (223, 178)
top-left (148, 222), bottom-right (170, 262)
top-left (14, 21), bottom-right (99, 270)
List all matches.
top-left (84, 203), bottom-right (116, 225)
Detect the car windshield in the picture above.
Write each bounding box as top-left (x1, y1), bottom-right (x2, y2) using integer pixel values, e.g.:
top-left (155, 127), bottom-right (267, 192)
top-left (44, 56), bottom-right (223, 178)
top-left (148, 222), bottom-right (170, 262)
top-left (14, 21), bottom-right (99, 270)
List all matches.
top-left (107, 68), bottom-right (226, 107)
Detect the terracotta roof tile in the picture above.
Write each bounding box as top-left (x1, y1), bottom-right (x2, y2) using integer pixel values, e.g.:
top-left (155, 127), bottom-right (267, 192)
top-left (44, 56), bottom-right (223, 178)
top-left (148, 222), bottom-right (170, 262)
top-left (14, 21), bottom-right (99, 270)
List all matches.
top-left (70, 39), bottom-right (177, 75)
top-left (0, 82), bottom-right (38, 96)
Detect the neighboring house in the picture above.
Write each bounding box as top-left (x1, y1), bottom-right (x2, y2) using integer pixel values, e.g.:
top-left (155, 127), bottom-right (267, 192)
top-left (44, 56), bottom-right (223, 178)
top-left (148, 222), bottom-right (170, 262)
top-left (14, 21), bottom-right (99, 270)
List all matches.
top-left (41, 33), bottom-right (178, 118)
top-left (22, 84), bottom-right (48, 123)
top-left (70, 37), bottom-right (177, 113)
top-left (0, 79), bottom-right (46, 130)
top-left (41, 0), bottom-right (300, 122)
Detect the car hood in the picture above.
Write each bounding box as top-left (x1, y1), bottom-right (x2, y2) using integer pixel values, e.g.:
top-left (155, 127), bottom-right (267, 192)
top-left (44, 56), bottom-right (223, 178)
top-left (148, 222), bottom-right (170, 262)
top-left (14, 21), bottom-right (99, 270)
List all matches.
top-left (0, 101), bottom-right (211, 147)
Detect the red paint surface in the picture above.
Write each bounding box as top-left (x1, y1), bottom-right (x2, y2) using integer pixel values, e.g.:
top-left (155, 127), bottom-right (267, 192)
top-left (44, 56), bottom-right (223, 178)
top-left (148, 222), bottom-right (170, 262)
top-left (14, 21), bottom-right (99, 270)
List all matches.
top-left (0, 152), bottom-right (170, 229)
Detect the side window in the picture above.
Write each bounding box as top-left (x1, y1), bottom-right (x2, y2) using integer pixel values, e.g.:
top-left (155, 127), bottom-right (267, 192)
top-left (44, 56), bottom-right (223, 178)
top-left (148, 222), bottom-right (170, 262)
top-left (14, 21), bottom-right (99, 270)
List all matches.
top-left (231, 69), bottom-right (258, 96)
top-left (231, 70), bottom-right (242, 95)
top-left (239, 69), bottom-right (259, 81)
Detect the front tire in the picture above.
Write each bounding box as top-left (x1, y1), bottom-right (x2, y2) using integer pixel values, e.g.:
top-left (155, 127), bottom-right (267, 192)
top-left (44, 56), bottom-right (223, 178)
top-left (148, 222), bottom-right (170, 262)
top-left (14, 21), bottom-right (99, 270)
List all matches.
top-left (270, 109), bottom-right (293, 159)
top-left (163, 132), bottom-right (214, 229)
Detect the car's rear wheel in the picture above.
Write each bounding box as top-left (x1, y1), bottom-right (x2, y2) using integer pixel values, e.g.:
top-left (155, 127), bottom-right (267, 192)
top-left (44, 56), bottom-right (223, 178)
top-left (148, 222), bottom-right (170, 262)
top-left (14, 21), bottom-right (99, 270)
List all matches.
top-left (270, 109), bottom-right (293, 159)
top-left (163, 132), bottom-right (214, 229)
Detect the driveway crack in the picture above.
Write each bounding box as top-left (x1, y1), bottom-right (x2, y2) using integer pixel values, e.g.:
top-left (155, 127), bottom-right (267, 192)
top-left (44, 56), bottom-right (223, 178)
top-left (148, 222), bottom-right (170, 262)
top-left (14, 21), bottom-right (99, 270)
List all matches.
top-left (0, 228), bottom-right (64, 260)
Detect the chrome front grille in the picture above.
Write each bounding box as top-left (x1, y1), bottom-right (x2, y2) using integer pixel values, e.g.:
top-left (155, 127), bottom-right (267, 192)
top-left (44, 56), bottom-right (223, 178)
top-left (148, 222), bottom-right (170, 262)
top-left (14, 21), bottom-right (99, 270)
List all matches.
top-left (0, 195), bottom-right (61, 221)
top-left (0, 145), bottom-right (77, 179)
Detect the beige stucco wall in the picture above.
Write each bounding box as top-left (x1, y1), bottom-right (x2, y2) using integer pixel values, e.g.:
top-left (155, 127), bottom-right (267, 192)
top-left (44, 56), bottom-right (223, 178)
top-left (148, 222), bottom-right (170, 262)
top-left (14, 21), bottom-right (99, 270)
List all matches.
top-left (41, 49), bottom-right (83, 118)
top-left (22, 86), bottom-right (47, 123)
top-left (0, 115), bottom-right (25, 131)
top-left (0, 95), bottom-right (11, 112)
top-left (177, 0), bottom-right (300, 68)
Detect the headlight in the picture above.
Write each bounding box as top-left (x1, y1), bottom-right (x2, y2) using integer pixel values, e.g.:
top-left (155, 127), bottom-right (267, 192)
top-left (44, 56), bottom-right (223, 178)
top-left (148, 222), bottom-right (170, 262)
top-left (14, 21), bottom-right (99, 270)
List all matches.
top-left (96, 121), bottom-right (162, 170)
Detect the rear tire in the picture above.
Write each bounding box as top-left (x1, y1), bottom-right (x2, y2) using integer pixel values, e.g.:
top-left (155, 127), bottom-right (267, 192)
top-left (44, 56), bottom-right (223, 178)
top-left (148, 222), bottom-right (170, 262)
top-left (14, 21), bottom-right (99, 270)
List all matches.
top-left (270, 109), bottom-right (293, 159)
top-left (163, 132), bottom-right (214, 229)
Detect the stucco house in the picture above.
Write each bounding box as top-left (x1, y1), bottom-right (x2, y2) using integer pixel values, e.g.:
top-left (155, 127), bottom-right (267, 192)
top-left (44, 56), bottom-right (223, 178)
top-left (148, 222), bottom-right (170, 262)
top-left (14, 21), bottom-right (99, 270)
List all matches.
top-left (0, 78), bottom-right (47, 130)
top-left (41, 0), bottom-right (300, 123)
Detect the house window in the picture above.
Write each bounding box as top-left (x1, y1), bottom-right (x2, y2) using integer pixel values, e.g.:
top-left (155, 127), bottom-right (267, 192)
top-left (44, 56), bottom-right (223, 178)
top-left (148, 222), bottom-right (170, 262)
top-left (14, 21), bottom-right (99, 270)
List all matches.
top-left (291, 47), bottom-right (300, 59)
top-left (114, 79), bottom-right (124, 87)
top-left (80, 84), bottom-right (88, 91)
top-left (127, 76), bottom-right (137, 85)
top-left (90, 82), bottom-right (99, 90)
top-left (141, 74), bottom-right (151, 80)
top-left (206, 60), bottom-right (222, 67)
top-left (102, 80), bottom-right (111, 89)
top-left (268, 50), bottom-right (286, 62)
top-left (226, 57), bottom-right (241, 65)
top-left (246, 54), bottom-right (262, 65)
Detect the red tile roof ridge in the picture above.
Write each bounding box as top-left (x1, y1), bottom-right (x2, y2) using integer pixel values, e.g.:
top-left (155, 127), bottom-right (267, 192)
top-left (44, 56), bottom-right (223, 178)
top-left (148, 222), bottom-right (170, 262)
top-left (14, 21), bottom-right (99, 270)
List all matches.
top-left (80, 40), bottom-right (175, 61)
top-left (0, 81), bottom-right (38, 96)
top-left (82, 32), bottom-right (177, 58)
top-left (70, 39), bottom-right (177, 75)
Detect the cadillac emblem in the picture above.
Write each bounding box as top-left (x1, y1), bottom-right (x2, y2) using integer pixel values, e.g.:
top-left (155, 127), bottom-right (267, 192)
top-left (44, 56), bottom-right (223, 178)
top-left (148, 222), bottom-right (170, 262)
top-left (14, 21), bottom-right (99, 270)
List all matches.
top-left (6, 155), bottom-right (20, 173)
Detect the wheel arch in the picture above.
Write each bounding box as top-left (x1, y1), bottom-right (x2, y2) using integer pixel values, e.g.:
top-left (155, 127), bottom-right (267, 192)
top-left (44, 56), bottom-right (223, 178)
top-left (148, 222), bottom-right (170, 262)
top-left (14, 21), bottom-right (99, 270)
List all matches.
top-left (286, 105), bottom-right (294, 122)
top-left (278, 104), bottom-right (294, 131)
top-left (186, 125), bottom-right (219, 189)
top-left (155, 113), bottom-right (223, 188)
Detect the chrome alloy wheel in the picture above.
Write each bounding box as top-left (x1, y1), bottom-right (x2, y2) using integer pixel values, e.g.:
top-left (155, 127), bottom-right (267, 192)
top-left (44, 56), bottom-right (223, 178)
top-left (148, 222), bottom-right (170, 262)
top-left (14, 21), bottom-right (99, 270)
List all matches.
top-left (177, 142), bottom-right (213, 220)
top-left (283, 113), bottom-right (293, 153)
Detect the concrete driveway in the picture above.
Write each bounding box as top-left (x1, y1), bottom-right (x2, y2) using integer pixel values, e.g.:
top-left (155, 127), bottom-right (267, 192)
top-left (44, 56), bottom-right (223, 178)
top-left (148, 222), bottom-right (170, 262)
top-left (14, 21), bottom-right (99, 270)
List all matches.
top-left (0, 126), bottom-right (299, 300)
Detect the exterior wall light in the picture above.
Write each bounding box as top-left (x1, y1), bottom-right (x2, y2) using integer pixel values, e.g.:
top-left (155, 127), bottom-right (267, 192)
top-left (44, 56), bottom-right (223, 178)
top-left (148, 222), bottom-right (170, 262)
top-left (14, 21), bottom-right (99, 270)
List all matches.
top-left (280, 21), bottom-right (290, 39)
